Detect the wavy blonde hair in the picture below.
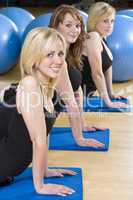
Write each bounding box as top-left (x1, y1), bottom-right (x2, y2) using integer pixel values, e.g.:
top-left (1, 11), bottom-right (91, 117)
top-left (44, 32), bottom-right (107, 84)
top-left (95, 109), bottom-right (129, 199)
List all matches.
top-left (20, 27), bottom-right (66, 98)
top-left (87, 2), bottom-right (116, 32)
top-left (49, 4), bottom-right (85, 70)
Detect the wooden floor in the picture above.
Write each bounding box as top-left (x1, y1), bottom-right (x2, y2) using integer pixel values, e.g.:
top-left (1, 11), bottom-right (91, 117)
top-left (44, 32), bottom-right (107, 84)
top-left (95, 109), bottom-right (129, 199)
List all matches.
top-left (53, 112), bottom-right (133, 200)
top-left (0, 63), bottom-right (133, 200)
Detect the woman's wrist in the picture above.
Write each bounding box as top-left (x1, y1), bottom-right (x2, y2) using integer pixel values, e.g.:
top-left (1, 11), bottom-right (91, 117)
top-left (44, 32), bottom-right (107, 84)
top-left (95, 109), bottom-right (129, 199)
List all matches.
top-left (34, 182), bottom-right (43, 193)
top-left (108, 92), bottom-right (114, 99)
top-left (75, 135), bottom-right (85, 145)
top-left (100, 94), bottom-right (111, 106)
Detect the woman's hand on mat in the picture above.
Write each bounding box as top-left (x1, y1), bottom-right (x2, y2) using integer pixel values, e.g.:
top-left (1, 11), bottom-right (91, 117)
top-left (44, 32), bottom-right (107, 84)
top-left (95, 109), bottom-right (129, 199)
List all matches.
top-left (77, 138), bottom-right (104, 148)
top-left (36, 183), bottom-right (75, 196)
top-left (82, 124), bottom-right (106, 132)
top-left (82, 119), bottom-right (106, 132)
top-left (110, 93), bottom-right (126, 100)
top-left (46, 169), bottom-right (76, 177)
top-left (108, 101), bottom-right (128, 108)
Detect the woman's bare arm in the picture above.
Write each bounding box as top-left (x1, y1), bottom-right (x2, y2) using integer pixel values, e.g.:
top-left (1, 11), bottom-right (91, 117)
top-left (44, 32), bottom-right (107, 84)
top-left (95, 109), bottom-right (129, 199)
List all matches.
top-left (74, 86), bottom-right (106, 131)
top-left (86, 32), bottom-right (111, 105)
top-left (56, 63), bottom-right (104, 147)
top-left (17, 76), bottom-right (76, 196)
top-left (17, 76), bottom-right (47, 192)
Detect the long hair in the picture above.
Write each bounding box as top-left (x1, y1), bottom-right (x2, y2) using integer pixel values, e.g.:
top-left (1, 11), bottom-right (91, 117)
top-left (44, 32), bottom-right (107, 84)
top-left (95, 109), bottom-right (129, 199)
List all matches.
top-left (49, 4), bottom-right (85, 70)
top-left (20, 27), bottom-right (66, 98)
top-left (87, 2), bottom-right (116, 32)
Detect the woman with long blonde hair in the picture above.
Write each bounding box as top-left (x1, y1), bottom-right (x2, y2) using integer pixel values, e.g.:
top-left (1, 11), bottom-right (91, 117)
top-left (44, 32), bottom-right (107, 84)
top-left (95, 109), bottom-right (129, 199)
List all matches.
top-left (0, 27), bottom-right (76, 196)
top-left (81, 2), bottom-right (126, 108)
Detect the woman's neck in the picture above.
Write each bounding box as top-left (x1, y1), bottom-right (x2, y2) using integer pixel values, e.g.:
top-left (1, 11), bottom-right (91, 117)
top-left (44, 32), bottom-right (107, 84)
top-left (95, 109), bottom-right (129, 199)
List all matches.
top-left (36, 70), bottom-right (49, 85)
top-left (36, 70), bottom-right (50, 94)
top-left (98, 31), bottom-right (106, 39)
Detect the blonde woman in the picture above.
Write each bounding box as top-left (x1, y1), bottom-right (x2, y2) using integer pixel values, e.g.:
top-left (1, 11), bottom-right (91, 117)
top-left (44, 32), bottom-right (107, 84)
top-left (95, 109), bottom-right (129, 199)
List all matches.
top-left (0, 27), bottom-right (76, 196)
top-left (81, 2), bottom-right (126, 108)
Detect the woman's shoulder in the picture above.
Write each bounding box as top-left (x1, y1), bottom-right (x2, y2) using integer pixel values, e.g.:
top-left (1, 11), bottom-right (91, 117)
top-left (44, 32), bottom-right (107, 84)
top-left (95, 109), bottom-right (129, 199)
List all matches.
top-left (20, 75), bottom-right (39, 91)
top-left (86, 31), bottom-right (101, 41)
top-left (83, 31), bottom-right (102, 53)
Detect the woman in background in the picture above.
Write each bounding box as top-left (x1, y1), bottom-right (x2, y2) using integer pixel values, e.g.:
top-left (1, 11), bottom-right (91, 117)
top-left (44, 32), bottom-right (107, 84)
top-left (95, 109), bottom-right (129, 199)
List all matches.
top-left (50, 4), bottom-right (105, 147)
top-left (81, 2), bottom-right (127, 108)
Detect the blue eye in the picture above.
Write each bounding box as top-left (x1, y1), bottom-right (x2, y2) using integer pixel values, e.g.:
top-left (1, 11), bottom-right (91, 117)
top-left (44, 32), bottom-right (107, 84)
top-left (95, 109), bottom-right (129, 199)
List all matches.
top-left (58, 51), bottom-right (64, 57)
top-left (103, 19), bottom-right (115, 24)
top-left (47, 52), bottom-right (54, 57)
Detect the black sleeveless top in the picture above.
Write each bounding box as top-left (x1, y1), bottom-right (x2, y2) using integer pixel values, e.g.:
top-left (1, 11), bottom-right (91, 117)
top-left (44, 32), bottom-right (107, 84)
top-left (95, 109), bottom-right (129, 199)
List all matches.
top-left (0, 83), bottom-right (57, 176)
top-left (52, 65), bottom-right (82, 113)
top-left (68, 65), bottom-right (82, 92)
top-left (81, 40), bottom-right (112, 96)
top-left (2, 83), bottom-right (56, 135)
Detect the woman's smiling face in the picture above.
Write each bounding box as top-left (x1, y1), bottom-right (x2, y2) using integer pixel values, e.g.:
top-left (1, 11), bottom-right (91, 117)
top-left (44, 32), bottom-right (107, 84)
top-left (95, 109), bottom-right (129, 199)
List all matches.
top-left (57, 13), bottom-right (81, 45)
top-left (37, 40), bottom-right (65, 79)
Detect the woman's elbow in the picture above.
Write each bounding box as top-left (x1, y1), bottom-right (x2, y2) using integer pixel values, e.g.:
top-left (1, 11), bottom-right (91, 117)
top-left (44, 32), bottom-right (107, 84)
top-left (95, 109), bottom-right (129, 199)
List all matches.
top-left (92, 71), bottom-right (104, 81)
top-left (66, 101), bottom-right (80, 115)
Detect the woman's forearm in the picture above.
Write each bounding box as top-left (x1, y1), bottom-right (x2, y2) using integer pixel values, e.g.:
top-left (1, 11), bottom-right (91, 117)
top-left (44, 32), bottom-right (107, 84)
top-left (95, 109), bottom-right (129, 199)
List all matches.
top-left (92, 72), bottom-right (111, 105)
top-left (104, 67), bottom-right (114, 98)
top-left (66, 101), bottom-right (84, 144)
top-left (74, 87), bottom-right (83, 112)
top-left (32, 140), bottom-right (48, 192)
top-left (74, 87), bottom-right (87, 130)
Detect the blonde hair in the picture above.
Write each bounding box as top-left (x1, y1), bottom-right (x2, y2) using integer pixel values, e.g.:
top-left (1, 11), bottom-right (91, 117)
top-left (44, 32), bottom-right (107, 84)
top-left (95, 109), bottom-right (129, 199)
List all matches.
top-left (20, 27), bottom-right (66, 98)
top-left (87, 2), bottom-right (116, 32)
top-left (49, 4), bottom-right (85, 70)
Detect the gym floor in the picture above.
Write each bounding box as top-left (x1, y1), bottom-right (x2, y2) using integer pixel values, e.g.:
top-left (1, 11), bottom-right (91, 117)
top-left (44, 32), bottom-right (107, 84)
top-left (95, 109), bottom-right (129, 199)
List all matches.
top-left (0, 5), bottom-right (133, 200)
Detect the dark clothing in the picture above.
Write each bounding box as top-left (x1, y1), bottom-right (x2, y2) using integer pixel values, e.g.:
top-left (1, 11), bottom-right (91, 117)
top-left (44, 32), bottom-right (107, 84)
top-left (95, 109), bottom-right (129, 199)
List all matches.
top-left (0, 84), bottom-right (56, 177)
top-left (53, 65), bottom-right (82, 113)
top-left (68, 65), bottom-right (82, 92)
top-left (81, 40), bottom-right (113, 96)
top-left (0, 65), bottom-right (82, 178)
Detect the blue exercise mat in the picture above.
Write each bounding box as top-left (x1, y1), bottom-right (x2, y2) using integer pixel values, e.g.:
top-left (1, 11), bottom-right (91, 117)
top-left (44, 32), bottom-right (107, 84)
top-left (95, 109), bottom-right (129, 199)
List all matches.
top-left (83, 96), bottom-right (131, 112)
top-left (49, 127), bottom-right (110, 151)
top-left (61, 96), bottom-right (131, 112)
top-left (0, 167), bottom-right (83, 200)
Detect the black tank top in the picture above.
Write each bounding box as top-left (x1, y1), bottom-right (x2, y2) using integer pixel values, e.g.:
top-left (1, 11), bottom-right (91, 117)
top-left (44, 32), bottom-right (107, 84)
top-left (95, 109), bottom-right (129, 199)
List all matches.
top-left (52, 65), bottom-right (82, 113)
top-left (68, 65), bottom-right (82, 92)
top-left (0, 85), bottom-right (57, 177)
top-left (81, 40), bottom-right (112, 96)
top-left (2, 83), bottom-right (56, 135)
